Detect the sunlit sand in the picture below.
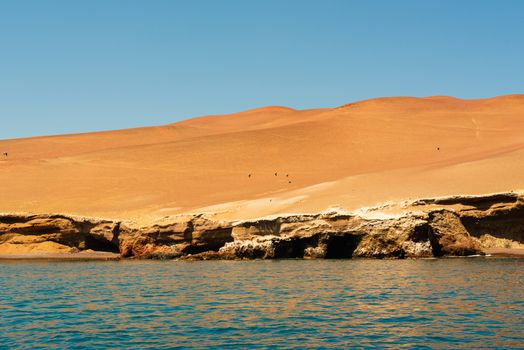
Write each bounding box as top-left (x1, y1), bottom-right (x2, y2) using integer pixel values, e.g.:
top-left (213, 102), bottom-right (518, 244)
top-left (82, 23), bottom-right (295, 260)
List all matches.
top-left (1, 95), bottom-right (523, 224)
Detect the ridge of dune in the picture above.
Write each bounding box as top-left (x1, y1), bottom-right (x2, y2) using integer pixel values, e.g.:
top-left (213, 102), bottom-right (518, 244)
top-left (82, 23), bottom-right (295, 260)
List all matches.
top-left (177, 105), bottom-right (298, 123)
top-left (1, 94), bottom-right (524, 224)
top-left (336, 94), bottom-right (524, 109)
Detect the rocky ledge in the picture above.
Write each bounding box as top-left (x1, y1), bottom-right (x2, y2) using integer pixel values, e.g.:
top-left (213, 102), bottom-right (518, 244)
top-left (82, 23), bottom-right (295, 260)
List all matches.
top-left (1, 192), bottom-right (524, 259)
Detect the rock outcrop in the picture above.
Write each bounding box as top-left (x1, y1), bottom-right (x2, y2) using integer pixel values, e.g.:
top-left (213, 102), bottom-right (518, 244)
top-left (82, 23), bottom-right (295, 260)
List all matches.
top-left (1, 192), bottom-right (524, 259)
top-left (118, 215), bottom-right (234, 259)
top-left (0, 214), bottom-right (120, 254)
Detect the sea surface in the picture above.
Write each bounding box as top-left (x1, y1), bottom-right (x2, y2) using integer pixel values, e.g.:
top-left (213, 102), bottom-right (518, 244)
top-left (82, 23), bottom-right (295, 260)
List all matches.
top-left (0, 258), bottom-right (523, 349)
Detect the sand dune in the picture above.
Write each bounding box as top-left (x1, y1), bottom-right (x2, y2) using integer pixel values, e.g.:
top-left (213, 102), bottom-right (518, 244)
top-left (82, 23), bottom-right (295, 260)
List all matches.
top-left (1, 95), bottom-right (524, 223)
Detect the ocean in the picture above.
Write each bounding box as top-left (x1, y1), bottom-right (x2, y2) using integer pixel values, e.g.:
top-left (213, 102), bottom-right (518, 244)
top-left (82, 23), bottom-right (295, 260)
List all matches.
top-left (1, 258), bottom-right (522, 349)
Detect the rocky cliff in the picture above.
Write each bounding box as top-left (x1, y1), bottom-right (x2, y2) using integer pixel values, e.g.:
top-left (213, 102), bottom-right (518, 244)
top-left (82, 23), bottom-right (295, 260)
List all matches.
top-left (1, 192), bottom-right (523, 259)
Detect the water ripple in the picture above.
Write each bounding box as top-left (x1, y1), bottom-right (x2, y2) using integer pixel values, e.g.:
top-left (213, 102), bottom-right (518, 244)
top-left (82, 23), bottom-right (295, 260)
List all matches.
top-left (0, 258), bottom-right (523, 349)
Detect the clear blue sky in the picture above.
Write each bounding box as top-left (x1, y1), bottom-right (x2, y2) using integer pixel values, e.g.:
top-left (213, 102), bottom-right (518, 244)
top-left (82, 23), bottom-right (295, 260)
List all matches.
top-left (1, 0), bottom-right (523, 139)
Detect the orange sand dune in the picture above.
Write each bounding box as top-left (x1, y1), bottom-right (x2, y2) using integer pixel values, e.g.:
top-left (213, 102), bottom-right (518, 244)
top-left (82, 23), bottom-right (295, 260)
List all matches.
top-left (1, 95), bottom-right (524, 223)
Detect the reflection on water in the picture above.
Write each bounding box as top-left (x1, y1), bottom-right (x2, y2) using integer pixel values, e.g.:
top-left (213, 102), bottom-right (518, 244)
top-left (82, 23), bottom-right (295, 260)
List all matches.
top-left (0, 259), bottom-right (523, 348)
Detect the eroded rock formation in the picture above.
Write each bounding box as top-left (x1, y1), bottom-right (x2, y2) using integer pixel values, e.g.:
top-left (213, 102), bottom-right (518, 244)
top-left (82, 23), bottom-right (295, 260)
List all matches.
top-left (0, 214), bottom-right (120, 254)
top-left (1, 192), bottom-right (523, 259)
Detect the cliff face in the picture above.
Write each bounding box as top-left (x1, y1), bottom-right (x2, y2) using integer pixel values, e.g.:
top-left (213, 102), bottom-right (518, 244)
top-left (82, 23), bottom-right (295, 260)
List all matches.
top-left (1, 193), bottom-right (523, 259)
top-left (0, 214), bottom-right (120, 255)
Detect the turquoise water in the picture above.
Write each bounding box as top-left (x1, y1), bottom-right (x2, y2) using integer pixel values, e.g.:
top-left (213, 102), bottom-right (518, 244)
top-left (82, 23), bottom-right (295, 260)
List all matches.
top-left (0, 259), bottom-right (523, 349)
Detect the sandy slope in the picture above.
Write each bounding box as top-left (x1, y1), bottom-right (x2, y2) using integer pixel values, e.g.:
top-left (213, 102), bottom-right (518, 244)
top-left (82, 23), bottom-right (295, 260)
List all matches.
top-left (1, 95), bottom-right (524, 223)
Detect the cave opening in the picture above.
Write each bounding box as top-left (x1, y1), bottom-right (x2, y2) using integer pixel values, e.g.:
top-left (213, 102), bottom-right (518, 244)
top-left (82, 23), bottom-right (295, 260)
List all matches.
top-left (325, 234), bottom-right (361, 259)
top-left (85, 236), bottom-right (120, 253)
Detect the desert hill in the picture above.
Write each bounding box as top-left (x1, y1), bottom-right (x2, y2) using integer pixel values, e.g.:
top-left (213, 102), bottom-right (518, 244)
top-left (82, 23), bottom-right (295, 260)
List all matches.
top-left (1, 95), bottom-right (524, 223)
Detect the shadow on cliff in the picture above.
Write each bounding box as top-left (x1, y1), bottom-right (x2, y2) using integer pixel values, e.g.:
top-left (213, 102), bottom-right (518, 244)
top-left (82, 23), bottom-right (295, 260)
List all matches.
top-left (1, 193), bottom-right (523, 259)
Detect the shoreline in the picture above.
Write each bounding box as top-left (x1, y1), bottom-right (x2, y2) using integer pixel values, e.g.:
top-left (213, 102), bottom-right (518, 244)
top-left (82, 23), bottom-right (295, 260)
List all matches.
top-left (485, 248), bottom-right (524, 257)
top-left (1, 191), bottom-right (524, 261)
top-left (0, 251), bottom-right (121, 261)
top-left (1, 250), bottom-right (523, 261)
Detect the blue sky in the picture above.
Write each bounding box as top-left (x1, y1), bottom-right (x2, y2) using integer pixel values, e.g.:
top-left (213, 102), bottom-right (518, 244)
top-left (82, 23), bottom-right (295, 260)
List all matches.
top-left (1, 0), bottom-right (523, 139)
